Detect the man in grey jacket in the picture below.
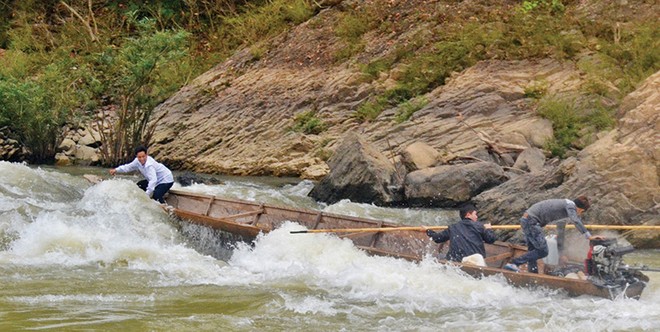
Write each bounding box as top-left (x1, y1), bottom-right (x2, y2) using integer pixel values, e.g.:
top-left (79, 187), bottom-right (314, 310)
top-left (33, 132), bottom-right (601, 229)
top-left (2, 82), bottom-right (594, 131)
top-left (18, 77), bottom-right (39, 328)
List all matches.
top-left (504, 196), bottom-right (592, 273)
top-left (109, 146), bottom-right (174, 204)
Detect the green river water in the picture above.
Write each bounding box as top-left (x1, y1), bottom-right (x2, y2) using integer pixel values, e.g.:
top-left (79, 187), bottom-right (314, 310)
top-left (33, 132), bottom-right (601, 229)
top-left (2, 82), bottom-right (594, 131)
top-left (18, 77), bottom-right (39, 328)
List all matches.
top-left (0, 162), bottom-right (658, 331)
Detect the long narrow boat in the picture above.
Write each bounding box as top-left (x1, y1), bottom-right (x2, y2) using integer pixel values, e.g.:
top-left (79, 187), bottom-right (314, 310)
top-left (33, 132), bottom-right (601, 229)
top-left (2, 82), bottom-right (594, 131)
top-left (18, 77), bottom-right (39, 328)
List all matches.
top-left (164, 189), bottom-right (648, 300)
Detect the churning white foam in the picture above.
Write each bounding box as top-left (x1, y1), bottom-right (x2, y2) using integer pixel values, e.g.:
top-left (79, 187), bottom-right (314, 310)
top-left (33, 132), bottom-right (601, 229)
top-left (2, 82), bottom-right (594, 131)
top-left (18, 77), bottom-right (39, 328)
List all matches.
top-left (0, 164), bottom-right (226, 283)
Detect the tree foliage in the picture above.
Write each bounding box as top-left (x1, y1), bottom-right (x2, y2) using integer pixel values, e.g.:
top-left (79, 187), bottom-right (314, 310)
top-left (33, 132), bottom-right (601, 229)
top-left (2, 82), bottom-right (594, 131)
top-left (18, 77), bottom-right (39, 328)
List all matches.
top-left (0, 0), bottom-right (318, 164)
top-left (0, 79), bottom-right (66, 161)
top-left (95, 18), bottom-right (190, 164)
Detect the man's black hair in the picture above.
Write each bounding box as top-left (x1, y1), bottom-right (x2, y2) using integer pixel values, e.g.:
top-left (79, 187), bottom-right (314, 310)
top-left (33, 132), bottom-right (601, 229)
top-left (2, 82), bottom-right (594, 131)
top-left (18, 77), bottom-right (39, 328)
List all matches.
top-left (135, 145), bottom-right (148, 155)
top-left (574, 196), bottom-right (590, 210)
top-left (459, 203), bottom-right (477, 219)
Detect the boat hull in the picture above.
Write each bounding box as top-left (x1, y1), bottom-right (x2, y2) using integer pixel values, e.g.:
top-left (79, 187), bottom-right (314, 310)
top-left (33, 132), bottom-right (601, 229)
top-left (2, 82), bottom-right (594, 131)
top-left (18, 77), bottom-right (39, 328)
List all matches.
top-left (164, 189), bottom-right (646, 300)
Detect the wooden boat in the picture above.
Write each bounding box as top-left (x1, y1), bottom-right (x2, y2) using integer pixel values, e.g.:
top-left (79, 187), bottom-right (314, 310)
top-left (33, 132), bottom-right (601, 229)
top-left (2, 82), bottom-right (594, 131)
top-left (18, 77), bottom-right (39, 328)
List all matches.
top-left (164, 189), bottom-right (648, 300)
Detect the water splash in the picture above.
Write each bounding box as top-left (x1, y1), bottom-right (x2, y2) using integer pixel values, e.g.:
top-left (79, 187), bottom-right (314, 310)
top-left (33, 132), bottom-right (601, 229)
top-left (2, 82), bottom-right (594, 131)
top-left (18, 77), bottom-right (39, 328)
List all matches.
top-left (0, 164), bottom-right (225, 284)
top-left (1, 163), bottom-right (659, 330)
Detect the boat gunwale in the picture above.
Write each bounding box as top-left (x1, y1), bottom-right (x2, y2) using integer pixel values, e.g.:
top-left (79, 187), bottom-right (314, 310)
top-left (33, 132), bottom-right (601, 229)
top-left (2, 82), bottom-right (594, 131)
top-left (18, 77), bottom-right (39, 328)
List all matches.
top-left (168, 189), bottom-right (528, 252)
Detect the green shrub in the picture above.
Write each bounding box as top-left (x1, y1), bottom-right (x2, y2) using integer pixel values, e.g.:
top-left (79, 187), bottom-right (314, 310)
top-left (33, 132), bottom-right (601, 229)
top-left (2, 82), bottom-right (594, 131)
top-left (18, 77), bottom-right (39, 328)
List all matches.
top-left (336, 11), bottom-right (371, 41)
top-left (537, 97), bottom-right (615, 158)
top-left (354, 96), bottom-right (388, 122)
top-left (584, 103), bottom-right (616, 131)
top-left (524, 81), bottom-right (548, 99)
top-left (333, 40), bottom-right (365, 62)
top-left (334, 6), bottom-right (378, 61)
top-left (0, 50), bottom-right (33, 79)
top-left (314, 148), bottom-right (333, 161)
top-left (223, 0), bottom-right (315, 47)
top-left (537, 98), bottom-right (581, 157)
top-left (0, 79), bottom-right (66, 161)
top-left (354, 86), bottom-right (421, 123)
top-left (599, 24), bottom-right (659, 94)
top-left (395, 22), bottom-right (505, 97)
top-left (395, 97), bottom-right (428, 123)
top-left (291, 110), bottom-right (327, 135)
top-left (360, 58), bottom-right (394, 79)
top-left (520, 0), bottom-right (565, 14)
top-left (94, 18), bottom-right (191, 164)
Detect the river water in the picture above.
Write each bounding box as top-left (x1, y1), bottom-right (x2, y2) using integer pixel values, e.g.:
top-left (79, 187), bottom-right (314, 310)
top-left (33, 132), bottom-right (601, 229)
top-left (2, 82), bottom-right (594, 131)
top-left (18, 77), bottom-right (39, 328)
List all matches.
top-left (0, 162), bottom-right (659, 331)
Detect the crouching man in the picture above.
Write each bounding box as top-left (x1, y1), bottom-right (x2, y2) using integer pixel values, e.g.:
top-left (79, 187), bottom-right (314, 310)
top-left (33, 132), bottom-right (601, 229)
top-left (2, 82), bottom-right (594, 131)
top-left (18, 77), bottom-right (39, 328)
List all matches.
top-left (109, 146), bottom-right (174, 204)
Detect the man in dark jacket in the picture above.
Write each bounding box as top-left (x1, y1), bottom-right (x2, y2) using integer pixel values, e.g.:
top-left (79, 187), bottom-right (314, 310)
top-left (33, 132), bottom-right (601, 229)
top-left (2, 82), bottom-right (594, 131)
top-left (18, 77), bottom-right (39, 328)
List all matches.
top-left (425, 204), bottom-right (497, 262)
top-left (504, 196), bottom-right (592, 273)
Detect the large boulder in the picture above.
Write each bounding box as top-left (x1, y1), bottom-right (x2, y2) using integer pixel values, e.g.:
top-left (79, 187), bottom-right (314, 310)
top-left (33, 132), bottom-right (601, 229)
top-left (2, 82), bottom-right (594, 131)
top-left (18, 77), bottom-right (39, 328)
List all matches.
top-left (400, 141), bottom-right (440, 172)
top-left (73, 145), bottom-right (100, 165)
top-left (404, 161), bottom-right (509, 207)
top-left (308, 133), bottom-right (404, 205)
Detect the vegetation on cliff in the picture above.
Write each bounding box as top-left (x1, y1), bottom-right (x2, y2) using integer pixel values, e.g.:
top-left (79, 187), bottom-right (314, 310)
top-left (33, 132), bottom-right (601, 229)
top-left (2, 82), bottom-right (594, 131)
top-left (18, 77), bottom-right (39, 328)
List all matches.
top-left (0, 0), bottom-right (319, 164)
top-left (0, 0), bottom-right (657, 164)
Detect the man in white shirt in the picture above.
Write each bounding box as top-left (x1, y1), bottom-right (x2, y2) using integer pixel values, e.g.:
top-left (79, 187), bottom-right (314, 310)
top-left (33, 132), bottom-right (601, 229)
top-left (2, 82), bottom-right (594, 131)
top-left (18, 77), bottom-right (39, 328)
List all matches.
top-left (109, 146), bottom-right (174, 203)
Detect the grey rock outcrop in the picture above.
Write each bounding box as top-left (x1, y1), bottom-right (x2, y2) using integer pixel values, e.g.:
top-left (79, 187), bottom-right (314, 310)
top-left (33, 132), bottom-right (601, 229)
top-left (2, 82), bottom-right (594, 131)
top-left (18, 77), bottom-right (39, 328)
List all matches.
top-left (308, 133), bottom-right (404, 205)
top-left (0, 130), bottom-right (28, 161)
top-left (56, 125), bottom-right (103, 166)
top-left (149, 1), bottom-right (578, 182)
top-left (177, 172), bottom-right (224, 186)
top-left (405, 162), bottom-right (509, 208)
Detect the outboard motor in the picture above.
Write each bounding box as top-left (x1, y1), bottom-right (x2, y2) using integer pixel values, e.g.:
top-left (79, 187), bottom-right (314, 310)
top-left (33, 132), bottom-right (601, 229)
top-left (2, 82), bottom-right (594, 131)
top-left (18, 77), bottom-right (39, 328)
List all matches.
top-left (585, 238), bottom-right (637, 287)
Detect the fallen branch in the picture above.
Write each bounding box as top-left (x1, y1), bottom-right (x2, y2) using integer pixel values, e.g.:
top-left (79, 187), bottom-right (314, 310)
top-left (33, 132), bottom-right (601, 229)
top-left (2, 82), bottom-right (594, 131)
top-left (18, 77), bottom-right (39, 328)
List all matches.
top-left (60, 1), bottom-right (97, 42)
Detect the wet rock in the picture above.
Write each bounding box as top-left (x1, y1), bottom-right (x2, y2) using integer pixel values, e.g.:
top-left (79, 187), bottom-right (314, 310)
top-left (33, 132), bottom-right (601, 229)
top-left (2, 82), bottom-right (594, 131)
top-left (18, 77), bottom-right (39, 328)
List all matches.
top-left (404, 161), bottom-right (509, 208)
top-left (73, 145), bottom-right (100, 165)
top-left (54, 153), bottom-right (72, 166)
top-left (78, 129), bottom-right (102, 148)
top-left (301, 163), bottom-right (330, 180)
top-left (176, 172), bottom-right (223, 187)
top-left (58, 138), bottom-right (76, 153)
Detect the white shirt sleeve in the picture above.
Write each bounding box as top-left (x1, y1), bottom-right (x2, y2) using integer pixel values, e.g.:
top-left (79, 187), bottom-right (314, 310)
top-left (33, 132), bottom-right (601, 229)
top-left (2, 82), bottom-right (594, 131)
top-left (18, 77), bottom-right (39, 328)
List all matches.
top-left (115, 159), bottom-right (139, 173)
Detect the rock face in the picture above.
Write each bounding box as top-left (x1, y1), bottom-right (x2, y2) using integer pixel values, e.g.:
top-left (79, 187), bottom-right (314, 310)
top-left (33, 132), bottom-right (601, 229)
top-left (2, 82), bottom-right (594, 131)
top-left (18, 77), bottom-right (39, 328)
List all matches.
top-left (149, 2), bottom-right (575, 181)
top-left (55, 126), bottom-right (103, 166)
top-left (513, 148), bottom-right (546, 173)
top-left (308, 133), bottom-right (403, 205)
top-left (475, 72), bottom-right (660, 246)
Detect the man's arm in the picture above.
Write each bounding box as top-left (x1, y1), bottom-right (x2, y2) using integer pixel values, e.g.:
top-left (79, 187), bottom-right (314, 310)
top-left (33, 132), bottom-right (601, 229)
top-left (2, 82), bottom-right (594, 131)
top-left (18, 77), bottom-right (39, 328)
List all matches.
top-left (426, 228), bottom-right (450, 243)
top-left (481, 224), bottom-right (497, 244)
top-left (111, 159), bottom-right (138, 174)
top-left (566, 204), bottom-right (591, 238)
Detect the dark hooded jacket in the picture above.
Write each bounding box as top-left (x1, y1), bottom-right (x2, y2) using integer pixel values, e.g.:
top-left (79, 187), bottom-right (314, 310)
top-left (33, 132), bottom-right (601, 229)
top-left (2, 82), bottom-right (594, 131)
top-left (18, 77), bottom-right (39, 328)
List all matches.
top-left (427, 219), bottom-right (497, 262)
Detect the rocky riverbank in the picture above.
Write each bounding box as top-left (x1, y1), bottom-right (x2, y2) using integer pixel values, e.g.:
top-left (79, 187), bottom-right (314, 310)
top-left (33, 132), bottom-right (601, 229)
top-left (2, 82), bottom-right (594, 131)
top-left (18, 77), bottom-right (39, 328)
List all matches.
top-left (144, 1), bottom-right (658, 245)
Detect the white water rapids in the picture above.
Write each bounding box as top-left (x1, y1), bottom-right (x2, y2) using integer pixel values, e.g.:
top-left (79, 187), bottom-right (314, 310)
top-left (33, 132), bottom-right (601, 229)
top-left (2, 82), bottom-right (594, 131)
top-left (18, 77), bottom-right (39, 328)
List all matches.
top-left (0, 161), bottom-right (658, 331)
